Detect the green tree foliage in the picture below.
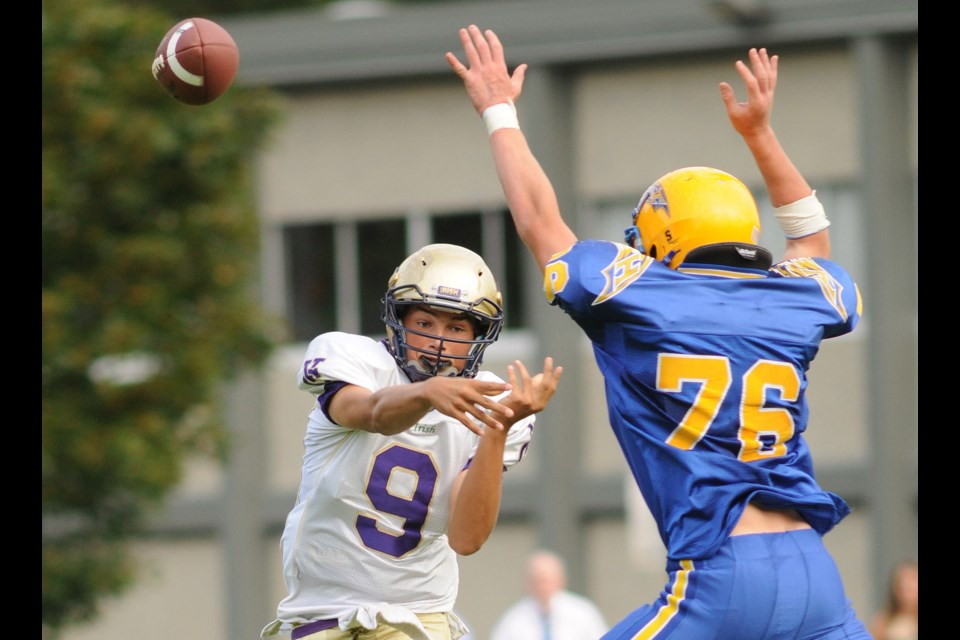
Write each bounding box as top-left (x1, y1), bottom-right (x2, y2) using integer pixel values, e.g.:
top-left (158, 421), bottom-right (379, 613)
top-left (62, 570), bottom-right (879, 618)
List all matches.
top-left (42, 0), bottom-right (283, 633)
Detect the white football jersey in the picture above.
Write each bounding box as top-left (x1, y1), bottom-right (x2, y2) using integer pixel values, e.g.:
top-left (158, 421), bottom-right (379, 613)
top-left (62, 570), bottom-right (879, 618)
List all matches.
top-left (273, 332), bottom-right (535, 630)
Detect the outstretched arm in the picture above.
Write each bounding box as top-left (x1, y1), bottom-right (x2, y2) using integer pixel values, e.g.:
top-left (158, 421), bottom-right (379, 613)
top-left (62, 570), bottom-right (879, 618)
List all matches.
top-left (448, 358), bottom-right (563, 554)
top-left (328, 375), bottom-right (514, 436)
top-left (720, 47), bottom-right (830, 260)
top-left (447, 25), bottom-right (578, 273)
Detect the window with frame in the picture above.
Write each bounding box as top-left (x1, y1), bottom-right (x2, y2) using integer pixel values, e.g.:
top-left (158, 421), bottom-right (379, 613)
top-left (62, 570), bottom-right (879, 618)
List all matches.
top-left (283, 210), bottom-right (528, 342)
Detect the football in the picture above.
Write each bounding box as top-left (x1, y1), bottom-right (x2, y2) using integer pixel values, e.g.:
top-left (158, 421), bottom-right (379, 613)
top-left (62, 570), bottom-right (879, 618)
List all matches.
top-left (152, 17), bottom-right (239, 106)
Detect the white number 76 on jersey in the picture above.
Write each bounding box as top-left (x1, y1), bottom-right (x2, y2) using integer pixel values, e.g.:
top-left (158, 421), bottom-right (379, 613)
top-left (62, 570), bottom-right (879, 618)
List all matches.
top-left (658, 353), bottom-right (800, 462)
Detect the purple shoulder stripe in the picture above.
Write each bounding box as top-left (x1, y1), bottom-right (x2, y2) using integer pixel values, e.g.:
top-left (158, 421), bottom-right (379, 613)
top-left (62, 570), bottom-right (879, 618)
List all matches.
top-left (317, 380), bottom-right (350, 424)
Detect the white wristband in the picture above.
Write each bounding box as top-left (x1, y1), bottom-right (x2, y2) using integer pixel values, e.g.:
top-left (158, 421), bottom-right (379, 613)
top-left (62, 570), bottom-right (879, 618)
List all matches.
top-left (482, 101), bottom-right (519, 136)
top-left (774, 191), bottom-right (831, 239)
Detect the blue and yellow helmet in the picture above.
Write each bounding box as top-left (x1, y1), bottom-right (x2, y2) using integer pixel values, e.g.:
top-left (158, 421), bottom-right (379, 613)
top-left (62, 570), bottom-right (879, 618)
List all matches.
top-left (625, 167), bottom-right (767, 270)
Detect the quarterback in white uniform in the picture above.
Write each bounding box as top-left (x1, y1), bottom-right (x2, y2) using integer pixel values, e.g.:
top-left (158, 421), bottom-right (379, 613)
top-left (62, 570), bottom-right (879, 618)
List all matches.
top-left (262, 244), bottom-right (563, 640)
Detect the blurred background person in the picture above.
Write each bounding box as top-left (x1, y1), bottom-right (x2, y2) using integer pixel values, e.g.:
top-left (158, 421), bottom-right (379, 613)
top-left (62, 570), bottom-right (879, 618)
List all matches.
top-left (870, 559), bottom-right (918, 640)
top-left (489, 550), bottom-right (608, 640)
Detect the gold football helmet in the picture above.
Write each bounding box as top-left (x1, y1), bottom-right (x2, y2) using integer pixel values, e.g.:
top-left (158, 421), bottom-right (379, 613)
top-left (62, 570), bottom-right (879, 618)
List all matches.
top-left (624, 167), bottom-right (769, 269)
top-left (383, 244), bottom-right (504, 382)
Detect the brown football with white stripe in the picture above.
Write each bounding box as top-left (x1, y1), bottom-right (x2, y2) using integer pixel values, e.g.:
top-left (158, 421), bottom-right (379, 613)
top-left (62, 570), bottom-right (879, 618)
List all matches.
top-left (152, 18), bottom-right (239, 106)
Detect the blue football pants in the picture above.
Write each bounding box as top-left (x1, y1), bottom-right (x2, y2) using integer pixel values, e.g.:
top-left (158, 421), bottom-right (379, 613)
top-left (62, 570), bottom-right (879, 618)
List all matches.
top-left (602, 529), bottom-right (871, 640)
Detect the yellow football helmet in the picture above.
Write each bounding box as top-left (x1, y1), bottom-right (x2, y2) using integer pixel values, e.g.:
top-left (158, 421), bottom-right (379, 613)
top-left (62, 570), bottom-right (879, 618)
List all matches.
top-left (383, 244), bottom-right (504, 382)
top-left (624, 166), bottom-right (769, 270)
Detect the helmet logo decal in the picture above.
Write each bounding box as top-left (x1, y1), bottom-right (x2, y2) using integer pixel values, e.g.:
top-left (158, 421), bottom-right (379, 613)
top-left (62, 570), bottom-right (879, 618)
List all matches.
top-left (594, 245), bottom-right (652, 305)
top-left (436, 285), bottom-right (462, 299)
top-left (643, 182), bottom-right (670, 216)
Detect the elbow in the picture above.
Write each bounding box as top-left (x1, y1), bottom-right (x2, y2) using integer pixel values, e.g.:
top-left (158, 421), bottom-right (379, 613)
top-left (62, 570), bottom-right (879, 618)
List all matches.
top-left (366, 407), bottom-right (407, 436)
top-left (449, 537), bottom-right (485, 556)
top-left (447, 527), bottom-right (492, 556)
top-left (370, 420), bottom-right (398, 435)
top-left (782, 230), bottom-right (831, 261)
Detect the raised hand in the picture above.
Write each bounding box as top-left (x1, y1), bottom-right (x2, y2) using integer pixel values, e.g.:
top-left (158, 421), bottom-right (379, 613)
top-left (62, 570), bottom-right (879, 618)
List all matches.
top-left (498, 357), bottom-right (563, 423)
top-left (719, 47), bottom-right (778, 141)
top-left (421, 375), bottom-right (515, 435)
top-left (446, 24), bottom-right (528, 114)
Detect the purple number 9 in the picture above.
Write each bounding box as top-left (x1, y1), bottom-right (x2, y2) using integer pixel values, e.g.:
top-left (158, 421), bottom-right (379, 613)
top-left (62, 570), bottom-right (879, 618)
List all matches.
top-left (356, 445), bottom-right (439, 557)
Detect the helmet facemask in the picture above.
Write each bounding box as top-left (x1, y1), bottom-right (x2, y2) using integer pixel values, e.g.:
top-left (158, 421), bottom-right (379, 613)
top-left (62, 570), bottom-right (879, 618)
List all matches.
top-left (382, 245), bottom-right (504, 383)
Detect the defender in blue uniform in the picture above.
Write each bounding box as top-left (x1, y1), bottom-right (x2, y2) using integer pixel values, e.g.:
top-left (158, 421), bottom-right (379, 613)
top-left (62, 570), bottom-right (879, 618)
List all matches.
top-left (448, 26), bottom-right (872, 639)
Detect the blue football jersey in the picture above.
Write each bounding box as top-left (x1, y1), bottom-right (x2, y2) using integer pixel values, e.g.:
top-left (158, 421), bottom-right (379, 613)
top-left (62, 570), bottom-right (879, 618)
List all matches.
top-left (544, 240), bottom-right (862, 561)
